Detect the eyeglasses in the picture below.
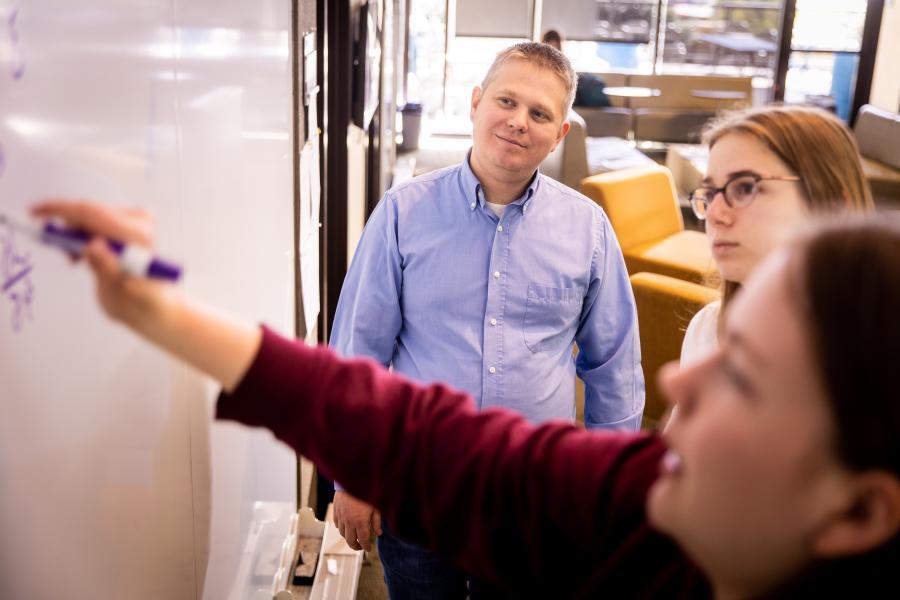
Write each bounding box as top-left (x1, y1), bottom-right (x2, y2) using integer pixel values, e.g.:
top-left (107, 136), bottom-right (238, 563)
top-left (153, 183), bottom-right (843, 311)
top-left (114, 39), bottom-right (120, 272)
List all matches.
top-left (689, 174), bottom-right (801, 220)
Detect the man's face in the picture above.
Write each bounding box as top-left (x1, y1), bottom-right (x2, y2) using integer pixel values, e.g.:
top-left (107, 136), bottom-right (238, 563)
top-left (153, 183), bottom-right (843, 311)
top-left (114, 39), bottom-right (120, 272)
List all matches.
top-left (469, 59), bottom-right (570, 183)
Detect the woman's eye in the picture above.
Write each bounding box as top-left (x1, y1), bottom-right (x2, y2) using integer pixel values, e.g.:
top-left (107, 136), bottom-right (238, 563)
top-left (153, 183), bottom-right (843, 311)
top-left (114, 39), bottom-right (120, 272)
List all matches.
top-left (720, 357), bottom-right (755, 397)
top-left (733, 180), bottom-right (757, 198)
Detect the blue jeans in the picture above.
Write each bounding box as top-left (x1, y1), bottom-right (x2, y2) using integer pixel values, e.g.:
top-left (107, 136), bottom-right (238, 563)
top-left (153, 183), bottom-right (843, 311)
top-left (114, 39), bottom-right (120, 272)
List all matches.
top-left (377, 520), bottom-right (512, 600)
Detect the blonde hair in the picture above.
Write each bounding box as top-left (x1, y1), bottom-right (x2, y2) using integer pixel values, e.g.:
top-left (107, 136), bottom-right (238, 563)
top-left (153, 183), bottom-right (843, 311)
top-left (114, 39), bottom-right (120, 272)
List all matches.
top-left (701, 105), bottom-right (874, 325)
top-left (480, 42), bottom-right (578, 116)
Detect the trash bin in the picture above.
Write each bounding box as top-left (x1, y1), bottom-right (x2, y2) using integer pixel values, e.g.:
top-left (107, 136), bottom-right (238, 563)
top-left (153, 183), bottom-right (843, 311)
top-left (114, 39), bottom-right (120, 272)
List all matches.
top-left (399, 102), bottom-right (423, 153)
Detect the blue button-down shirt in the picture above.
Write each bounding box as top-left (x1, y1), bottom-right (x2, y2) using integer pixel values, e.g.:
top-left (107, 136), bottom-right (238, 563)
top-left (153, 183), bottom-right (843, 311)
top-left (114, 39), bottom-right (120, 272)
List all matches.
top-left (330, 156), bottom-right (644, 431)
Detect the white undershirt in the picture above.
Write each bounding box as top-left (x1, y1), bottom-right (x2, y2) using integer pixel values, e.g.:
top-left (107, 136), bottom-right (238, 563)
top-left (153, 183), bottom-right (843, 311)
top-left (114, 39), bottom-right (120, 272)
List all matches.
top-left (667, 300), bottom-right (721, 431)
top-left (680, 301), bottom-right (721, 366)
top-left (485, 201), bottom-right (507, 218)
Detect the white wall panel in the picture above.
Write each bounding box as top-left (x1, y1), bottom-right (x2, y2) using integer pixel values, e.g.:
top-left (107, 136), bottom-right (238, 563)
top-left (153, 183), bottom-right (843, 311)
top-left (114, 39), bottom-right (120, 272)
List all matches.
top-left (0, 1), bottom-right (297, 598)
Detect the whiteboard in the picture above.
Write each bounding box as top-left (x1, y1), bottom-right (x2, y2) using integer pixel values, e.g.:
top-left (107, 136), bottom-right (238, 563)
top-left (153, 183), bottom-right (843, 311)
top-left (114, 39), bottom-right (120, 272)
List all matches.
top-left (0, 1), bottom-right (297, 598)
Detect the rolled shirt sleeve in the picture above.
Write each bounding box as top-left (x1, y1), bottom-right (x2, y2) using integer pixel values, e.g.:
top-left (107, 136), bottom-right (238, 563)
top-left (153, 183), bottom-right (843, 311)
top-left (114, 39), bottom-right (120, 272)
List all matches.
top-left (576, 213), bottom-right (645, 431)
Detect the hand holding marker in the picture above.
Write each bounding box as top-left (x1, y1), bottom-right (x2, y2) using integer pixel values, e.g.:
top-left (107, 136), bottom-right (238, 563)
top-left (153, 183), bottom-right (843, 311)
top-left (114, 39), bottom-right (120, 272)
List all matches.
top-left (0, 209), bottom-right (181, 281)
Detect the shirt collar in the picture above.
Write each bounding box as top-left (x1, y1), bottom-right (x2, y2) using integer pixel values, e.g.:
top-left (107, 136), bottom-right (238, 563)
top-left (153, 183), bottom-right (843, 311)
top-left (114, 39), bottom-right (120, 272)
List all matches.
top-left (461, 150), bottom-right (540, 215)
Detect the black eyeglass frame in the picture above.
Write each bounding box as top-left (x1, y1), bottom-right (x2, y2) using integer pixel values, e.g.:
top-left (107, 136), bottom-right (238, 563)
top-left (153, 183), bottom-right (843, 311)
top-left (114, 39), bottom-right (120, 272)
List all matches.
top-left (689, 173), bottom-right (802, 220)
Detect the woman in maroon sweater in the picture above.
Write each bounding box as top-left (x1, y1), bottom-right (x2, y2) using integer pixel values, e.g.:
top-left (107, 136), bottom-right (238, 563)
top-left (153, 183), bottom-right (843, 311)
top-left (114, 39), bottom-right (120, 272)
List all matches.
top-left (34, 201), bottom-right (900, 598)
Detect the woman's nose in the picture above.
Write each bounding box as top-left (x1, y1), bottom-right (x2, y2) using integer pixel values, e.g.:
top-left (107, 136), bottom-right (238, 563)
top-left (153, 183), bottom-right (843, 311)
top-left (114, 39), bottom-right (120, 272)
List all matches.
top-left (705, 191), bottom-right (733, 226)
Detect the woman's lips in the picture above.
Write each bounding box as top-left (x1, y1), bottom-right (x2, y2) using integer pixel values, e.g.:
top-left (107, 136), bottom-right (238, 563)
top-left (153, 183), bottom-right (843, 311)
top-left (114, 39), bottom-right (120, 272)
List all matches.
top-left (661, 449), bottom-right (683, 476)
top-left (712, 240), bottom-right (739, 255)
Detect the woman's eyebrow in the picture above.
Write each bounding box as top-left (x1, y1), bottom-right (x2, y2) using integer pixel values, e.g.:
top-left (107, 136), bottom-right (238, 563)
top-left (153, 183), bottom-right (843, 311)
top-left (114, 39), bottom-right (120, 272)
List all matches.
top-left (702, 169), bottom-right (761, 185)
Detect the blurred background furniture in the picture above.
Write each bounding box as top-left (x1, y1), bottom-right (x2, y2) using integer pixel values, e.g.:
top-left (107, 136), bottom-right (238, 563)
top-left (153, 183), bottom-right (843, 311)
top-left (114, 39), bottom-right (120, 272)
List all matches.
top-left (603, 85), bottom-right (662, 140)
top-left (581, 165), bottom-right (715, 284)
top-left (853, 104), bottom-right (900, 209)
top-left (541, 112), bottom-right (654, 190)
top-left (629, 73), bottom-right (751, 143)
top-left (575, 106), bottom-right (632, 138)
top-left (541, 109), bottom-right (589, 190)
top-left (666, 143), bottom-right (709, 205)
top-left (691, 88), bottom-right (748, 110)
top-left (573, 73), bottom-right (752, 145)
top-left (585, 137), bottom-right (656, 174)
top-left (630, 272), bottom-right (719, 429)
top-left (632, 108), bottom-right (714, 144)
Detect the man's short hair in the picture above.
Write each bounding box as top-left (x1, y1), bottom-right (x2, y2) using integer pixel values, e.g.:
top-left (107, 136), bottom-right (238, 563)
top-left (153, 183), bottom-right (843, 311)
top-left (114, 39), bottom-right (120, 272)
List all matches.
top-left (480, 42), bottom-right (578, 118)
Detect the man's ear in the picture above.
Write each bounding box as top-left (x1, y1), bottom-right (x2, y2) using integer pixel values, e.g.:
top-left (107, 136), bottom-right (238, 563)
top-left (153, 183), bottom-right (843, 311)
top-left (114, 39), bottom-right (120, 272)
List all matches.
top-left (549, 120), bottom-right (571, 153)
top-left (812, 471), bottom-right (900, 558)
top-left (470, 86), bottom-right (483, 121)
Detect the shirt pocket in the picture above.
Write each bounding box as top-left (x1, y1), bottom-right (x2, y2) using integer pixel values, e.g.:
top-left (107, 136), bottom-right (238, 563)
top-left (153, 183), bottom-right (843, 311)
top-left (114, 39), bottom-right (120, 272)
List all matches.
top-left (522, 284), bottom-right (585, 354)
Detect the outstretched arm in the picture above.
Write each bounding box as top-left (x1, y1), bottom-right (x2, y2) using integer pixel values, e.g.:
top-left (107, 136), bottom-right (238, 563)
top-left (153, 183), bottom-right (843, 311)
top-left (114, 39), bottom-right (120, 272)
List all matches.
top-left (33, 200), bottom-right (682, 595)
top-left (218, 328), bottom-right (671, 595)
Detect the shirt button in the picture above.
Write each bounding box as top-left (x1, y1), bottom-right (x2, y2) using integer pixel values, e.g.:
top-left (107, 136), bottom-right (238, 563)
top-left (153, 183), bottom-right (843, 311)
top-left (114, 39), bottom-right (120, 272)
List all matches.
top-left (470, 202), bottom-right (476, 209)
top-left (497, 225), bottom-right (503, 232)
top-left (489, 366), bottom-right (496, 374)
top-left (490, 318), bottom-right (497, 326)
top-left (493, 271), bottom-right (500, 279)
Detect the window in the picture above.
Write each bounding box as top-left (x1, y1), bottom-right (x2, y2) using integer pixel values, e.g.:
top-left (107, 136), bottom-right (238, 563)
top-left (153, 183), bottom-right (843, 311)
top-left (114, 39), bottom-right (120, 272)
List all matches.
top-left (443, 36), bottom-right (530, 122)
top-left (542, 0), bottom-right (657, 73)
top-left (592, 0), bottom-right (658, 44)
top-left (782, 0), bottom-right (869, 120)
top-left (659, 1), bottom-right (782, 78)
top-left (408, 0), bottom-right (881, 123)
top-left (791, 0), bottom-right (867, 52)
top-left (407, 0), bottom-right (447, 119)
top-left (784, 52), bottom-right (860, 116)
top-left (564, 40), bottom-right (655, 73)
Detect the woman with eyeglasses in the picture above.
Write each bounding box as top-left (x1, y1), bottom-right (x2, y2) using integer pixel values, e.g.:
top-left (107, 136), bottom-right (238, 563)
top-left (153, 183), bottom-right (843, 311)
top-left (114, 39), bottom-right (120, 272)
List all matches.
top-left (30, 200), bottom-right (900, 598)
top-left (681, 106), bottom-right (873, 365)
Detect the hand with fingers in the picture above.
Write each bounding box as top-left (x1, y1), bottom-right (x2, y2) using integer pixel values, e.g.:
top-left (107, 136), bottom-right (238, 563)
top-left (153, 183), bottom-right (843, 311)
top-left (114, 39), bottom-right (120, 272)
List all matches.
top-left (30, 200), bottom-right (172, 328)
top-left (27, 199), bottom-right (262, 392)
top-left (333, 490), bottom-right (382, 552)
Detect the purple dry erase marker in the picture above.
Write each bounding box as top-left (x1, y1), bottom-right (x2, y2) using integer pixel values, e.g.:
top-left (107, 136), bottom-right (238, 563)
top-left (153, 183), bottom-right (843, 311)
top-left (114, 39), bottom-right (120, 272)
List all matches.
top-left (0, 215), bottom-right (182, 281)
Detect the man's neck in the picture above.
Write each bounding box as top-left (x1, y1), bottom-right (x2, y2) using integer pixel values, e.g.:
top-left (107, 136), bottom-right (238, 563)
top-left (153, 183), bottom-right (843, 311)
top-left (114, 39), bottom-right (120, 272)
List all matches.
top-left (469, 151), bottom-right (534, 205)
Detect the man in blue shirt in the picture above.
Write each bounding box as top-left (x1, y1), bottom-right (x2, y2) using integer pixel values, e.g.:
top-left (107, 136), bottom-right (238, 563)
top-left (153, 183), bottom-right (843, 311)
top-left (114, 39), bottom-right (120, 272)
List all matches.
top-left (330, 42), bottom-right (644, 598)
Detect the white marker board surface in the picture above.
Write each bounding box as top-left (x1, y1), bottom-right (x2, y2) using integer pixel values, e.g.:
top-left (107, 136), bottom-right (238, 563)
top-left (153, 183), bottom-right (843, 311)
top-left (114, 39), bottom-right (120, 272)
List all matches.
top-left (0, 1), bottom-right (297, 598)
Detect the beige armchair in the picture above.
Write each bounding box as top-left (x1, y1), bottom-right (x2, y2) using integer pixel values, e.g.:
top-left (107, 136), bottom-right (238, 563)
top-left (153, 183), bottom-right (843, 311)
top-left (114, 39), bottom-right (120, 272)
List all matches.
top-left (540, 109), bottom-right (588, 190)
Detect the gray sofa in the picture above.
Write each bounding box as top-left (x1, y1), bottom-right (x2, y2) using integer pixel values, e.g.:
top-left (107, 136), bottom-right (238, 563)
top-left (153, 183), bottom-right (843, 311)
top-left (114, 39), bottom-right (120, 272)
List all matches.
top-left (854, 104), bottom-right (900, 207)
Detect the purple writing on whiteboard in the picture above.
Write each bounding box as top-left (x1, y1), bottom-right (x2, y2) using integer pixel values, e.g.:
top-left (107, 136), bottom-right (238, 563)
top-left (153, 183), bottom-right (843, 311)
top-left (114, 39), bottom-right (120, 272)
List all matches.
top-left (1, 224), bottom-right (34, 332)
top-left (6, 6), bottom-right (25, 80)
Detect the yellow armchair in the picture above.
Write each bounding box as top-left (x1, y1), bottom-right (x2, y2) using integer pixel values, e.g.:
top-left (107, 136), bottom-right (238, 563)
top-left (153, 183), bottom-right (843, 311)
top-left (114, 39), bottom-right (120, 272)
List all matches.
top-left (630, 272), bottom-right (720, 428)
top-left (581, 165), bottom-right (715, 284)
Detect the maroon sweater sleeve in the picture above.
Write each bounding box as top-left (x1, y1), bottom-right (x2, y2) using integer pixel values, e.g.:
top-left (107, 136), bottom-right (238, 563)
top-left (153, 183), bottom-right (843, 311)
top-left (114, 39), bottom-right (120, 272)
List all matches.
top-left (217, 327), bottom-right (706, 597)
